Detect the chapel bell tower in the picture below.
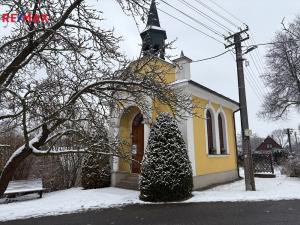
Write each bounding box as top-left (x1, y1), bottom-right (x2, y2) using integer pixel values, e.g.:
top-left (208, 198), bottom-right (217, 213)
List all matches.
top-left (140, 0), bottom-right (167, 59)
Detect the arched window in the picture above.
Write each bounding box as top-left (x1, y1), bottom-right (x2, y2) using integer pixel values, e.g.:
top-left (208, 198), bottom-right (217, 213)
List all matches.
top-left (218, 114), bottom-right (225, 154)
top-left (206, 110), bottom-right (215, 154)
top-left (218, 113), bottom-right (227, 154)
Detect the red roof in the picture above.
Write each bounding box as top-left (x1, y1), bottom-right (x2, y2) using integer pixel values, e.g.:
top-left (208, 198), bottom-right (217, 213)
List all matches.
top-left (255, 136), bottom-right (282, 151)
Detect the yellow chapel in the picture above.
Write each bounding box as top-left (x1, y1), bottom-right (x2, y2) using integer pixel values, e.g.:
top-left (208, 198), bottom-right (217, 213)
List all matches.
top-left (109, 0), bottom-right (239, 190)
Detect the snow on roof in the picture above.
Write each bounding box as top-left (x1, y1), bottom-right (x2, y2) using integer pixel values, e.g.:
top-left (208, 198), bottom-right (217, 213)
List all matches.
top-left (170, 79), bottom-right (239, 106)
top-left (142, 25), bottom-right (166, 32)
top-left (170, 79), bottom-right (189, 86)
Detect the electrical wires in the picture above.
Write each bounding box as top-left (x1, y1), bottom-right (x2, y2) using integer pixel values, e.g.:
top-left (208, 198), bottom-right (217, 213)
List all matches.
top-left (150, 0), bottom-right (275, 104)
top-left (160, 0), bottom-right (224, 38)
top-left (158, 8), bottom-right (225, 44)
top-left (192, 50), bottom-right (230, 62)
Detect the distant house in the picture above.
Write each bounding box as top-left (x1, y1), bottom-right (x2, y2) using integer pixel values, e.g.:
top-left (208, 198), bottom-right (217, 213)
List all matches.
top-left (255, 136), bottom-right (283, 152)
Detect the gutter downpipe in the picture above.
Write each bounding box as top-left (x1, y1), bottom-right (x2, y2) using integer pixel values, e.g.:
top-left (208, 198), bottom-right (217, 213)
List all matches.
top-left (233, 108), bottom-right (241, 178)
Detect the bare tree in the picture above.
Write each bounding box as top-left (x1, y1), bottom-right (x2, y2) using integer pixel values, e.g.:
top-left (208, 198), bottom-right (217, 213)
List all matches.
top-left (0, 0), bottom-right (193, 196)
top-left (250, 134), bottom-right (264, 151)
top-left (260, 16), bottom-right (300, 119)
top-left (236, 133), bottom-right (264, 152)
top-left (271, 129), bottom-right (288, 148)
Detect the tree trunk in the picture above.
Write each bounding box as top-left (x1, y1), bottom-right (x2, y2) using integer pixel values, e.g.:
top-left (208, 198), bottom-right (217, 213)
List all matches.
top-left (0, 147), bottom-right (32, 197)
top-left (0, 124), bottom-right (50, 197)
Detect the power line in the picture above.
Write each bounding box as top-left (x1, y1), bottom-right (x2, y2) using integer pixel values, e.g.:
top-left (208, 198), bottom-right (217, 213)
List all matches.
top-left (175, 0), bottom-right (234, 33)
top-left (229, 51), bottom-right (264, 104)
top-left (245, 72), bottom-right (265, 105)
top-left (158, 8), bottom-right (225, 44)
top-left (245, 66), bottom-right (265, 103)
top-left (245, 65), bottom-right (266, 100)
top-left (206, 0), bottom-right (245, 25)
top-left (248, 33), bottom-right (266, 72)
top-left (230, 52), bottom-right (263, 101)
top-left (246, 39), bottom-right (265, 71)
top-left (244, 38), bottom-right (271, 97)
top-left (246, 50), bottom-right (269, 95)
top-left (243, 44), bottom-right (267, 94)
top-left (247, 63), bottom-right (267, 98)
top-left (242, 31), bottom-right (272, 98)
top-left (247, 47), bottom-right (266, 84)
top-left (159, 0), bottom-right (224, 37)
top-left (158, 0), bottom-right (290, 103)
top-left (248, 54), bottom-right (268, 92)
top-left (192, 0), bottom-right (240, 29)
top-left (192, 50), bottom-right (230, 62)
top-left (195, 0), bottom-right (267, 100)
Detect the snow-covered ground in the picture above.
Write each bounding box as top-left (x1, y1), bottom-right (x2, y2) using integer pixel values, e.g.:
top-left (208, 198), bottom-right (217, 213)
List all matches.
top-left (187, 170), bottom-right (300, 203)
top-left (1, 169), bottom-right (300, 221)
top-left (0, 187), bottom-right (142, 221)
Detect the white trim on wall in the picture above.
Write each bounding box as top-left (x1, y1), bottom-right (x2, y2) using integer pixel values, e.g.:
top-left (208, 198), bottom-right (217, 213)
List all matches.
top-left (187, 111), bottom-right (196, 176)
top-left (174, 81), bottom-right (239, 111)
top-left (111, 103), bottom-right (149, 173)
top-left (203, 103), bottom-right (231, 156)
top-left (108, 113), bottom-right (120, 172)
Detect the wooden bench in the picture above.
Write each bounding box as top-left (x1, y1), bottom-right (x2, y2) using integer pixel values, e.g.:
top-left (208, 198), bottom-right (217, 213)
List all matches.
top-left (4, 179), bottom-right (45, 198)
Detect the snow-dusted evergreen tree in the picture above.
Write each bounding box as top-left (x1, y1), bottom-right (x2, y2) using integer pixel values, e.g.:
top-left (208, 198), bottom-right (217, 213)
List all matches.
top-left (81, 131), bottom-right (111, 189)
top-left (140, 113), bottom-right (193, 202)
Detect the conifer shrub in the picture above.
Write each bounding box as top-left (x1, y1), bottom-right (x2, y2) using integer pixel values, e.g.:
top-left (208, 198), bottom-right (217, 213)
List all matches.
top-left (139, 113), bottom-right (193, 202)
top-left (81, 133), bottom-right (111, 189)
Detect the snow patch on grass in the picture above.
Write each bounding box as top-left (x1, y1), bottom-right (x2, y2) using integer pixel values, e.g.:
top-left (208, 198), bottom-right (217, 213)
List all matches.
top-left (0, 187), bottom-right (142, 221)
top-left (187, 172), bottom-right (300, 203)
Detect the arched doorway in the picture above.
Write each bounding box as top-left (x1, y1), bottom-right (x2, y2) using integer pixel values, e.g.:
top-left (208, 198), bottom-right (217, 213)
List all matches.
top-left (131, 112), bottom-right (144, 174)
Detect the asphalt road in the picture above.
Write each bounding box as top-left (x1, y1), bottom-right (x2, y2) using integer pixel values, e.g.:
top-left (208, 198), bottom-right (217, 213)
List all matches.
top-left (2, 200), bottom-right (300, 225)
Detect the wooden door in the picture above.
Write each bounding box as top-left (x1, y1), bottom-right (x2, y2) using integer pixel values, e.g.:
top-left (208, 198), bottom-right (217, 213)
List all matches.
top-left (131, 113), bottom-right (144, 174)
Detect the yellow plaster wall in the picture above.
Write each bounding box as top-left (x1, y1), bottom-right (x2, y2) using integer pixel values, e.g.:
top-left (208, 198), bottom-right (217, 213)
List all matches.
top-left (118, 58), bottom-right (176, 172)
top-left (151, 98), bottom-right (173, 120)
top-left (131, 57), bottom-right (176, 84)
top-left (148, 59), bottom-right (176, 120)
top-left (192, 96), bottom-right (237, 176)
top-left (118, 106), bottom-right (140, 172)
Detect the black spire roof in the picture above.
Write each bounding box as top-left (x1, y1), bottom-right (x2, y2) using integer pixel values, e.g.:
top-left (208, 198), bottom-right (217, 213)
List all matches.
top-left (140, 0), bottom-right (167, 59)
top-left (146, 0), bottom-right (160, 27)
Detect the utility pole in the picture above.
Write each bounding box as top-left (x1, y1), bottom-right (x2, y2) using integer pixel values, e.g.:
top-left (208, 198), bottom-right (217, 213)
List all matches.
top-left (286, 128), bottom-right (293, 153)
top-left (225, 27), bottom-right (256, 191)
top-left (295, 132), bottom-right (299, 154)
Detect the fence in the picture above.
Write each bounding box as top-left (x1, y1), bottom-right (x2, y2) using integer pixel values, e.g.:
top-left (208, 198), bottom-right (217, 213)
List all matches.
top-left (252, 152), bottom-right (274, 174)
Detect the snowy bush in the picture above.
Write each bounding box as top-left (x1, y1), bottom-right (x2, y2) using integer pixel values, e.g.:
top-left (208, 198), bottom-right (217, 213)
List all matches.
top-left (281, 156), bottom-right (300, 177)
top-left (272, 149), bottom-right (289, 165)
top-left (139, 113), bottom-right (193, 202)
top-left (81, 134), bottom-right (111, 189)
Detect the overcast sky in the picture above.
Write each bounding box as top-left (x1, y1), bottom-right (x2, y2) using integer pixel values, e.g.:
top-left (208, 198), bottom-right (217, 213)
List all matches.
top-left (99, 0), bottom-right (300, 138)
